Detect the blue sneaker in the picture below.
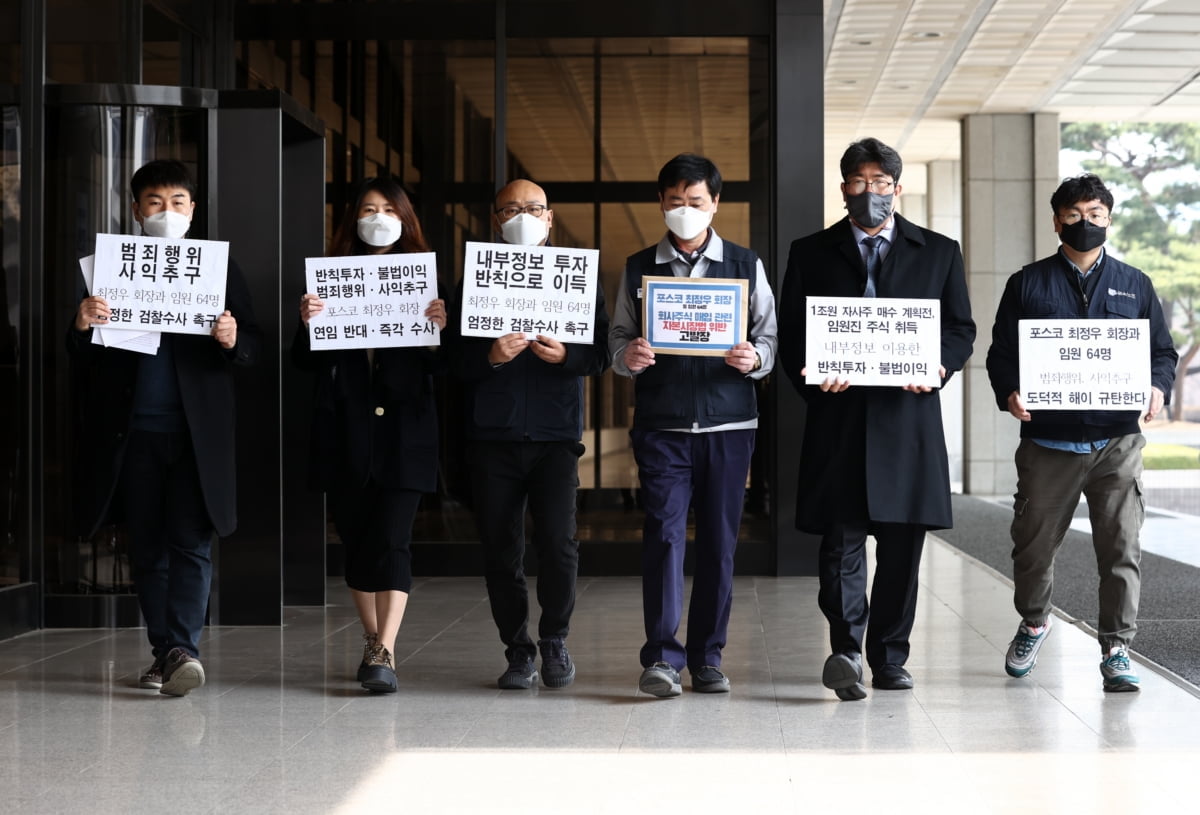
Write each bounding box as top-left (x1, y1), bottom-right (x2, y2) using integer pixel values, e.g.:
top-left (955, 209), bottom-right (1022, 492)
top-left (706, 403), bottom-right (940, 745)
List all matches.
top-left (1100, 645), bottom-right (1140, 692)
top-left (1005, 617), bottom-right (1052, 678)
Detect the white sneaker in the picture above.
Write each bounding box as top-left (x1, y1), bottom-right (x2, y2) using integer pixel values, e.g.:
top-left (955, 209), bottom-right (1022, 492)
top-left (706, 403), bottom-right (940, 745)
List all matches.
top-left (1005, 617), bottom-right (1052, 677)
top-left (1100, 645), bottom-right (1140, 692)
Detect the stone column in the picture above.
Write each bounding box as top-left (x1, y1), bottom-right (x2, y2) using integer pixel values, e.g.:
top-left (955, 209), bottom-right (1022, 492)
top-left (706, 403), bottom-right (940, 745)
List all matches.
top-left (961, 113), bottom-right (1061, 496)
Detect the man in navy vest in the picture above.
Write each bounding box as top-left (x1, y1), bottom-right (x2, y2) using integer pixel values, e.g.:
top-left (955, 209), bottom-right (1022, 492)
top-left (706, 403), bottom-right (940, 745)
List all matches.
top-left (778, 138), bottom-right (975, 701)
top-left (452, 179), bottom-right (610, 691)
top-left (986, 174), bottom-right (1176, 692)
top-left (610, 153), bottom-right (778, 698)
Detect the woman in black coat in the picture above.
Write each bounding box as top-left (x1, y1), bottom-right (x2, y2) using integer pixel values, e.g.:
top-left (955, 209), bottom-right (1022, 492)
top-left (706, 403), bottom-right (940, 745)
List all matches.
top-left (292, 177), bottom-right (446, 693)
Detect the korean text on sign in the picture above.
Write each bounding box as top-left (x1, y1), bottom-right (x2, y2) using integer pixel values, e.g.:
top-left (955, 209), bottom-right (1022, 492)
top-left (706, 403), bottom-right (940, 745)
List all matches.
top-left (92, 233), bottom-right (229, 337)
top-left (804, 296), bottom-right (942, 387)
top-left (1018, 318), bottom-right (1150, 411)
top-left (305, 252), bottom-right (440, 350)
top-left (460, 241), bottom-right (598, 344)
top-left (642, 275), bottom-right (749, 356)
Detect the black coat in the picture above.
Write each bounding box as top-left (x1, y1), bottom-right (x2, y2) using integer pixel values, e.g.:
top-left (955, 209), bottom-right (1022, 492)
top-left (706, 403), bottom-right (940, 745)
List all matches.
top-left (291, 324), bottom-right (440, 494)
top-left (779, 215), bottom-right (976, 532)
top-left (66, 259), bottom-right (262, 539)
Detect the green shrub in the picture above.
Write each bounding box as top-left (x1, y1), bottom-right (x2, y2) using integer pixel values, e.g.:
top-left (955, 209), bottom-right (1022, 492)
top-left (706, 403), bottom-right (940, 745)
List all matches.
top-left (1143, 442), bottom-right (1200, 470)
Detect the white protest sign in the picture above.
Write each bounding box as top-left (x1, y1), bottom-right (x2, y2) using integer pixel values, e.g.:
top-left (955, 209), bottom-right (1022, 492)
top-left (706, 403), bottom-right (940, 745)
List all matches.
top-left (305, 252), bottom-right (440, 350)
top-left (804, 296), bottom-right (942, 387)
top-left (460, 241), bottom-right (598, 344)
top-left (1018, 319), bottom-right (1150, 411)
top-left (642, 275), bottom-right (749, 356)
top-left (79, 254), bottom-right (160, 355)
top-left (92, 233), bottom-right (228, 336)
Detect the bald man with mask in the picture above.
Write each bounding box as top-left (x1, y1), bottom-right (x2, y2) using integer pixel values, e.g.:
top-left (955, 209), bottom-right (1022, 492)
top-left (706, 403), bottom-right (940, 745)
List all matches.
top-left (450, 179), bottom-right (610, 691)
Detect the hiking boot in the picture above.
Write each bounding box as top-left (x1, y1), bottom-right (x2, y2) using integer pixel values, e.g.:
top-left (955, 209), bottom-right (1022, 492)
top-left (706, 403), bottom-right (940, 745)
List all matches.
top-left (690, 665), bottom-right (731, 694)
top-left (638, 662), bottom-right (682, 698)
top-left (1005, 617), bottom-right (1052, 678)
top-left (356, 632), bottom-right (378, 683)
top-left (1100, 645), bottom-right (1140, 692)
top-left (160, 648), bottom-right (206, 697)
top-left (497, 655), bottom-right (538, 690)
top-left (538, 638), bottom-right (576, 688)
top-left (360, 644), bottom-right (398, 693)
top-left (138, 655), bottom-right (164, 690)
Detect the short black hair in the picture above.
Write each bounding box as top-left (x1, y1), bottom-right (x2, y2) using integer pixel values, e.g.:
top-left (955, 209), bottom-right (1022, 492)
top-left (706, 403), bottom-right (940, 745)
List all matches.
top-left (657, 153), bottom-right (722, 198)
top-left (839, 138), bottom-right (903, 183)
top-left (1051, 173), bottom-right (1114, 213)
top-left (130, 159), bottom-right (197, 201)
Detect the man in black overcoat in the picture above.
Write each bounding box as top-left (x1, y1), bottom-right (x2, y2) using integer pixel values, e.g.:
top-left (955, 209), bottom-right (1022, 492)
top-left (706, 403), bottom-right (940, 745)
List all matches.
top-left (778, 138), bottom-right (975, 700)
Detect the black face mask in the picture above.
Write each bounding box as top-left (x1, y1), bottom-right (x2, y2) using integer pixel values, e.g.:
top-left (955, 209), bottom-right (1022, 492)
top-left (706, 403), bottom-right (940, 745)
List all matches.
top-left (1060, 219), bottom-right (1106, 252)
top-left (845, 191), bottom-right (893, 229)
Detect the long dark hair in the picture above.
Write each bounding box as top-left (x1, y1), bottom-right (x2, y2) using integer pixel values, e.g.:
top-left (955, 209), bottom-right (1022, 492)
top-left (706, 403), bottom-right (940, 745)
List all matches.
top-left (329, 176), bottom-right (430, 256)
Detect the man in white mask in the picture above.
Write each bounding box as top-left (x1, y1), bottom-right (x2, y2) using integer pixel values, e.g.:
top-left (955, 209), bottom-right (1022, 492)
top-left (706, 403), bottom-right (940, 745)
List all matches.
top-left (68, 159), bottom-right (262, 698)
top-left (450, 179), bottom-right (610, 691)
top-left (610, 153), bottom-right (778, 698)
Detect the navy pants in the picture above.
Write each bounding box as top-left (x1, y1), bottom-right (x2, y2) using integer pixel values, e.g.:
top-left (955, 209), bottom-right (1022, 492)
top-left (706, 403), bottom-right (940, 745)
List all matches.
top-left (818, 521), bottom-right (926, 671)
top-left (632, 428), bottom-right (755, 672)
top-left (472, 440), bottom-right (582, 663)
top-left (120, 430), bottom-right (214, 660)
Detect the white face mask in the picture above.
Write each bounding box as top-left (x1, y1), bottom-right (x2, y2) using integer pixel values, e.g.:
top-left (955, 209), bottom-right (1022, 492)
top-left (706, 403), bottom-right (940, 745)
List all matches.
top-left (663, 205), bottom-right (713, 241)
top-left (357, 212), bottom-right (404, 247)
top-left (141, 210), bottom-right (192, 239)
top-left (500, 212), bottom-right (549, 246)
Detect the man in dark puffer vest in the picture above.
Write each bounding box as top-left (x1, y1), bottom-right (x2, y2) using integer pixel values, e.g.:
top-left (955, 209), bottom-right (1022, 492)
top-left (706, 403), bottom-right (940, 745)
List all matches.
top-left (610, 153), bottom-right (778, 698)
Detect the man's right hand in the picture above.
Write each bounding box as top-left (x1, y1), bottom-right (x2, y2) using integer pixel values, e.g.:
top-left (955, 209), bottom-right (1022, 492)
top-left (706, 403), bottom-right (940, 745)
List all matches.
top-left (489, 332), bottom-right (532, 366)
top-left (623, 337), bottom-right (656, 373)
top-left (1007, 390), bottom-right (1031, 421)
top-left (75, 296), bottom-right (111, 332)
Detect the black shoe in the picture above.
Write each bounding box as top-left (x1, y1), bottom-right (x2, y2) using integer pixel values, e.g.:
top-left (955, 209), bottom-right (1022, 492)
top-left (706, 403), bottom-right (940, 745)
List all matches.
top-left (638, 662), bottom-right (682, 698)
top-left (138, 655), bottom-right (165, 690)
top-left (360, 644), bottom-right (398, 693)
top-left (160, 647), bottom-right (206, 697)
top-left (498, 655), bottom-right (538, 690)
top-left (538, 638), bottom-right (576, 688)
top-left (822, 652), bottom-right (866, 701)
top-left (690, 665), bottom-right (731, 694)
top-left (872, 664), bottom-right (913, 690)
top-left (356, 632), bottom-right (378, 683)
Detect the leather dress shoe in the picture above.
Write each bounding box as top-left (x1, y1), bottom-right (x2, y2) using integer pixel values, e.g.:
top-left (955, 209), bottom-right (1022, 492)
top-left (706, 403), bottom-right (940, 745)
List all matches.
top-left (822, 652), bottom-right (866, 701)
top-left (871, 664), bottom-right (913, 690)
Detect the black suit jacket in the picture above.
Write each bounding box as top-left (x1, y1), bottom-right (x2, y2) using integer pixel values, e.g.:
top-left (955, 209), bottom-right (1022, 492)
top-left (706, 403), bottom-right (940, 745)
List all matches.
top-left (67, 258), bottom-right (262, 538)
top-left (778, 214), bottom-right (975, 532)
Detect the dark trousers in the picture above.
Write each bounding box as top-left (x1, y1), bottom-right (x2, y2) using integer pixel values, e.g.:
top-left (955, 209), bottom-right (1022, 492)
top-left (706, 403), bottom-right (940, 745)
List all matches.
top-left (632, 428), bottom-right (755, 672)
top-left (120, 430), bottom-right (214, 660)
top-left (329, 482), bottom-right (421, 594)
top-left (818, 521), bottom-right (926, 671)
top-left (471, 440), bottom-right (582, 662)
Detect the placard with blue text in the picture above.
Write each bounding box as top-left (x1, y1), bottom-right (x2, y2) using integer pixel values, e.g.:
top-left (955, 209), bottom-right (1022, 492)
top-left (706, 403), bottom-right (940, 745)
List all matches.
top-left (642, 275), bottom-right (748, 356)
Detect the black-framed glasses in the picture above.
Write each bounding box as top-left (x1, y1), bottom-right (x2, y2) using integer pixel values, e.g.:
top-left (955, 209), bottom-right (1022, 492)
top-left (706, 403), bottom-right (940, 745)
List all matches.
top-left (496, 204), bottom-right (547, 219)
top-left (844, 179), bottom-right (895, 195)
top-left (1058, 211), bottom-right (1111, 227)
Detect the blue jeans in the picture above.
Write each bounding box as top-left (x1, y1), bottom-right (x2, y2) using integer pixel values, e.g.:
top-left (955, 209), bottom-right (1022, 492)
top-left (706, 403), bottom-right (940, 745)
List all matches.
top-left (121, 430), bottom-right (215, 660)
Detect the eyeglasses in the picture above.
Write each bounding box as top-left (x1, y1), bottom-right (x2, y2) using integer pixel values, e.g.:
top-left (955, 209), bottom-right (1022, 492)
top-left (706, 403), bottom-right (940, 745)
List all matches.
top-left (844, 179), bottom-right (895, 195)
top-left (1058, 211), bottom-right (1111, 227)
top-left (496, 203), bottom-right (547, 219)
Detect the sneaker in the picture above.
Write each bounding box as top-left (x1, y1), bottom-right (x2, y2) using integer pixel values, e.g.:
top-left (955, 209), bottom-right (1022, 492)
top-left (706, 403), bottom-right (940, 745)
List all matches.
top-left (356, 632), bottom-right (378, 683)
top-left (160, 647), bottom-right (206, 697)
top-left (538, 638), bottom-right (576, 688)
top-left (1005, 617), bottom-right (1052, 678)
top-left (138, 656), bottom-right (164, 690)
top-left (690, 665), bottom-right (731, 694)
top-left (360, 644), bottom-right (398, 693)
top-left (1100, 645), bottom-right (1140, 693)
top-left (497, 655), bottom-right (538, 690)
top-left (638, 662), bottom-right (682, 698)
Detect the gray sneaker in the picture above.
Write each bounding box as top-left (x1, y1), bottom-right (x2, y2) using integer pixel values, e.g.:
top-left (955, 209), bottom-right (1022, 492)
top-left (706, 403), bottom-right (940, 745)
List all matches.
top-left (498, 655), bottom-right (538, 690)
top-left (638, 662), bottom-right (682, 698)
top-left (1005, 617), bottom-right (1052, 678)
top-left (160, 647), bottom-right (206, 697)
top-left (1100, 645), bottom-right (1140, 692)
top-left (538, 639), bottom-right (576, 688)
